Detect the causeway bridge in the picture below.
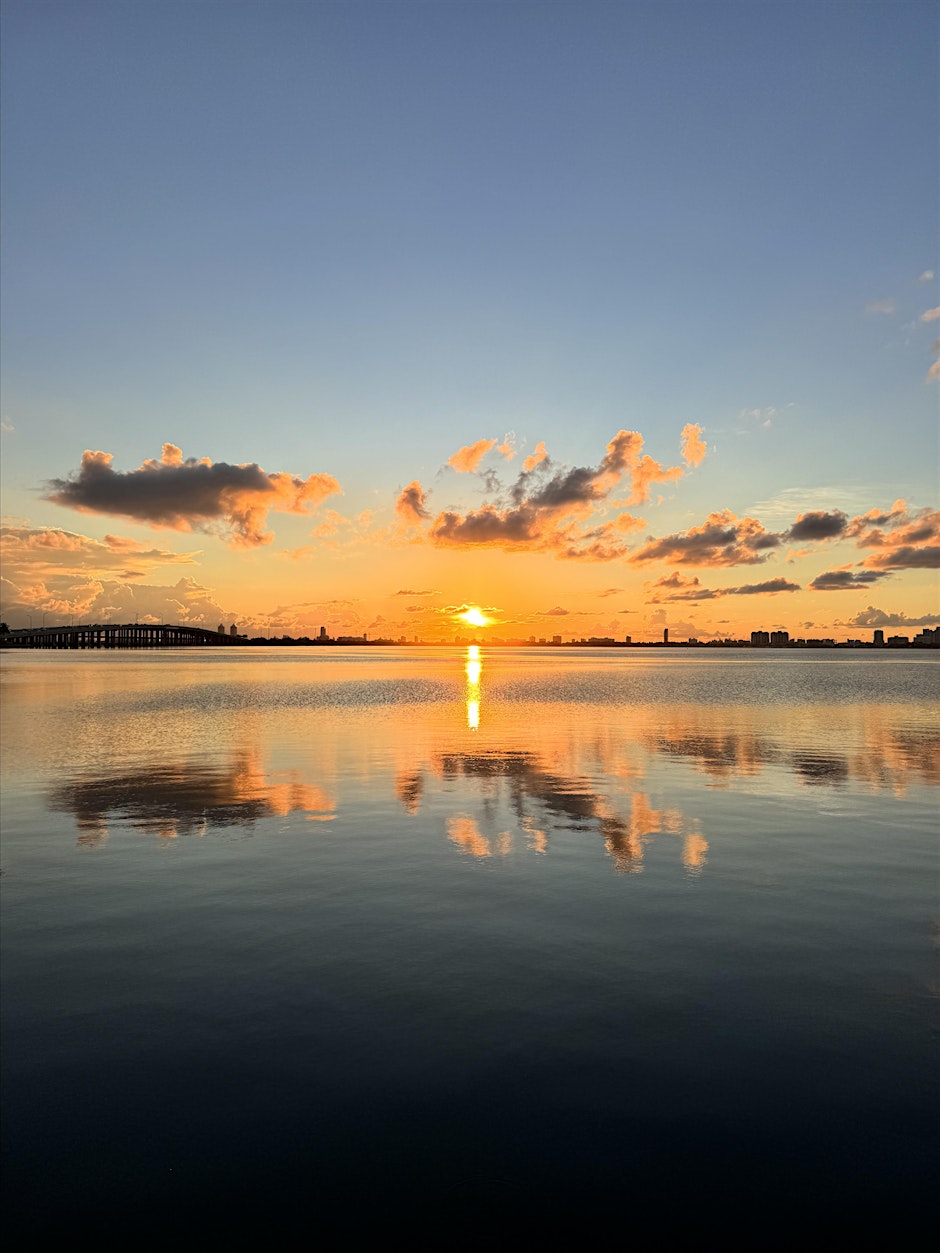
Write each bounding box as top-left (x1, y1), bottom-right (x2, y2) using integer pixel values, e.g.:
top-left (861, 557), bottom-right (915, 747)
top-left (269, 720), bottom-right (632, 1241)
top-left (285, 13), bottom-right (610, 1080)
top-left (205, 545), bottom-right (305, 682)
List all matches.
top-left (1, 624), bottom-right (242, 649)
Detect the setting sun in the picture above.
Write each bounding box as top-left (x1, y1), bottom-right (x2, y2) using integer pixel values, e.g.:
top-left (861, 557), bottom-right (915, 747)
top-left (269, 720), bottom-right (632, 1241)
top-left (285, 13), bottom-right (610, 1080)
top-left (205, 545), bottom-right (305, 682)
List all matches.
top-left (457, 607), bottom-right (490, 628)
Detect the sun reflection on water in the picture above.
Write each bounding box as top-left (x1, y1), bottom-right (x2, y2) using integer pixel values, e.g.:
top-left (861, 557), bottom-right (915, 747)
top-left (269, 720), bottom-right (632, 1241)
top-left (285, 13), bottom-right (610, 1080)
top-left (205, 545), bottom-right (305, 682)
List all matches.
top-left (465, 644), bottom-right (482, 729)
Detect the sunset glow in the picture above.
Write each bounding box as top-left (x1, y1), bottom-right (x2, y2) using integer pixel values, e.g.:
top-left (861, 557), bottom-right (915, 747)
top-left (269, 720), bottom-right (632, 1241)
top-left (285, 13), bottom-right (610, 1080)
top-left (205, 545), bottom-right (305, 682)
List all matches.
top-left (458, 608), bottom-right (491, 629)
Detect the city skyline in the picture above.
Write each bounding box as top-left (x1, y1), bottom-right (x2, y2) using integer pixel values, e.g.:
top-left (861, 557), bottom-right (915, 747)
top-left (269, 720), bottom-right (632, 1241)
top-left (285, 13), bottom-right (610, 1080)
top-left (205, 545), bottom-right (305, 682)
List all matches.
top-left (2, 1), bottom-right (937, 641)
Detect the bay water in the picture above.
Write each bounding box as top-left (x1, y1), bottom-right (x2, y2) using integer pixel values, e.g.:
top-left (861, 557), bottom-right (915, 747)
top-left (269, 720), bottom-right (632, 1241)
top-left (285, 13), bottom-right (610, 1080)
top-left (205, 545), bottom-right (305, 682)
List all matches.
top-left (2, 648), bottom-right (936, 1235)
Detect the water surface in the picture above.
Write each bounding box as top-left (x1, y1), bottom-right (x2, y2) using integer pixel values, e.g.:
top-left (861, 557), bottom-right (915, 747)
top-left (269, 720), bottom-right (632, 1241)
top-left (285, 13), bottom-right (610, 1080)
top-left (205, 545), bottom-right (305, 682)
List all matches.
top-left (2, 648), bottom-right (937, 1235)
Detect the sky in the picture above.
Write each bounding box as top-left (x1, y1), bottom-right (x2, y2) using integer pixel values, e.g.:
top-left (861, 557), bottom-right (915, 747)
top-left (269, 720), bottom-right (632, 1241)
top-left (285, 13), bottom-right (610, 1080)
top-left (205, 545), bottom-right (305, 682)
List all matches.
top-left (1, 0), bottom-right (937, 641)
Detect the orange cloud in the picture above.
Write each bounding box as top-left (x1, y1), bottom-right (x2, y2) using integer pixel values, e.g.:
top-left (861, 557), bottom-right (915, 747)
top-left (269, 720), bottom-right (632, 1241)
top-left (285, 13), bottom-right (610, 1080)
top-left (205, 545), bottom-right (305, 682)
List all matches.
top-left (44, 444), bottom-right (341, 547)
top-left (1, 525), bottom-right (200, 578)
top-left (523, 441), bottom-right (548, 473)
top-left (395, 480), bottom-right (431, 524)
top-left (680, 423), bottom-right (707, 468)
top-left (847, 501), bottom-right (940, 569)
top-left (448, 438), bottom-right (497, 473)
top-left (631, 509), bottom-right (781, 567)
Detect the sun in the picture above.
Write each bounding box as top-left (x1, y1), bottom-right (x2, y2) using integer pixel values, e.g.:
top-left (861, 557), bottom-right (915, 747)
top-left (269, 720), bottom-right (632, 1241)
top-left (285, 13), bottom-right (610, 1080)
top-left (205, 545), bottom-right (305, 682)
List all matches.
top-left (458, 606), bottom-right (490, 628)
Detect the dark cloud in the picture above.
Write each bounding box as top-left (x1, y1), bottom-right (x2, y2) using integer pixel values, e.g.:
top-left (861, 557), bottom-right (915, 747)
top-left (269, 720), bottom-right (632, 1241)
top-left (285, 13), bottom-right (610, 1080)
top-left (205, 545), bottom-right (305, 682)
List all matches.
top-left (631, 510), bottom-right (781, 568)
top-left (729, 578), bottom-right (800, 594)
top-left (785, 510), bottom-right (848, 542)
top-left (862, 545), bottom-right (940, 570)
top-left (44, 445), bottom-right (340, 547)
top-left (394, 588), bottom-right (437, 596)
top-left (646, 572), bottom-right (799, 602)
top-left (420, 429), bottom-right (689, 560)
top-left (809, 569), bottom-right (891, 590)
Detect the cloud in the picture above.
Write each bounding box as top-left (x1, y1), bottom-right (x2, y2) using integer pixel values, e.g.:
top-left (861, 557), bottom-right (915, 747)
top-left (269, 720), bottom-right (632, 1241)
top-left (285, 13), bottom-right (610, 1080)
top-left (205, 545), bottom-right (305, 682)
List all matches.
top-left (784, 510), bottom-right (848, 542)
top-left (496, 435), bottom-right (517, 460)
top-left (542, 606), bottom-right (569, 616)
top-left (448, 438), bottom-right (497, 473)
top-left (630, 509), bottom-right (781, 567)
top-left (393, 588), bottom-right (436, 596)
top-left (809, 569), bottom-right (892, 590)
top-left (847, 501), bottom-right (940, 568)
top-left (0, 572), bottom-right (229, 630)
top-left (920, 307), bottom-right (940, 322)
top-left (840, 606), bottom-right (940, 629)
top-left (523, 441), bottom-right (548, 473)
top-left (425, 430), bottom-right (670, 560)
top-left (645, 572), bottom-right (799, 602)
top-left (864, 298), bottom-right (896, 315)
top-left (596, 587), bottom-right (624, 598)
top-left (680, 423), bottom-right (706, 468)
top-left (738, 406), bottom-right (777, 430)
top-left (920, 270), bottom-right (935, 282)
top-left (395, 480), bottom-right (431, 524)
top-left (745, 485), bottom-right (869, 524)
top-left (928, 359), bottom-right (940, 382)
top-left (1, 416), bottom-right (14, 433)
top-left (44, 444), bottom-right (341, 547)
top-left (1, 525), bottom-right (201, 583)
top-left (862, 545), bottom-right (940, 570)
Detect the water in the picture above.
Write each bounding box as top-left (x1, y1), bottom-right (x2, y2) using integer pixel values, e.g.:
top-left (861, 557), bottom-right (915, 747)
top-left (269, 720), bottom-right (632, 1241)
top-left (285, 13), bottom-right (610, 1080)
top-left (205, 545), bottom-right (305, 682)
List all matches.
top-left (2, 648), bottom-right (937, 1236)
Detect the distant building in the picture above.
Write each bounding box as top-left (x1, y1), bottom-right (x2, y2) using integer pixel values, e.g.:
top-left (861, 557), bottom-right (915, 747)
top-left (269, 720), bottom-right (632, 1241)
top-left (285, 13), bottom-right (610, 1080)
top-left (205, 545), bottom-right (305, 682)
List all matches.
top-left (770, 630), bottom-right (789, 647)
top-left (218, 622), bottom-right (225, 634)
top-left (873, 629), bottom-right (884, 646)
top-left (624, 635), bottom-right (631, 645)
top-left (663, 628), bottom-right (669, 644)
top-left (887, 635), bottom-right (910, 647)
top-left (913, 626), bottom-right (939, 647)
top-left (751, 630), bottom-right (770, 646)
top-left (229, 623), bottom-right (238, 637)
top-left (319, 626), bottom-right (327, 639)
top-left (552, 635), bottom-right (562, 645)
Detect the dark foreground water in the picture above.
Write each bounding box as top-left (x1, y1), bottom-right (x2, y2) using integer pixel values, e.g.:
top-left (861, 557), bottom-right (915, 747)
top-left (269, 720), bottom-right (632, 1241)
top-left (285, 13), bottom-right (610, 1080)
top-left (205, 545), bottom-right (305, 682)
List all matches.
top-left (2, 648), bottom-right (937, 1237)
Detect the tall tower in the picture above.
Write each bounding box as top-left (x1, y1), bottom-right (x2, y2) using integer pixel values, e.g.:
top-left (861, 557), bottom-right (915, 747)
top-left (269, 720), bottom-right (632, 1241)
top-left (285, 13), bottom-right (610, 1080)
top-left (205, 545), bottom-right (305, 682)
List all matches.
top-left (229, 623), bottom-right (238, 637)
top-left (663, 627), bottom-right (669, 644)
top-left (218, 622), bottom-right (225, 634)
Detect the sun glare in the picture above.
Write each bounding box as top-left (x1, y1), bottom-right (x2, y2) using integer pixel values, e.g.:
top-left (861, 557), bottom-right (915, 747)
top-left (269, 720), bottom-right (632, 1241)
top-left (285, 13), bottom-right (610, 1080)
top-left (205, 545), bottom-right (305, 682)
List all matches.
top-left (458, 607), bottom-right (490, 628)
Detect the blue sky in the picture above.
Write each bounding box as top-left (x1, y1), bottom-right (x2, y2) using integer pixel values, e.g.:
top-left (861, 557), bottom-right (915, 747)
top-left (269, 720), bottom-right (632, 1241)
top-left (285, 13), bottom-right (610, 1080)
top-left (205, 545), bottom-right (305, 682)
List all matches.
top-left (1, 0), bottom-right (937, 637)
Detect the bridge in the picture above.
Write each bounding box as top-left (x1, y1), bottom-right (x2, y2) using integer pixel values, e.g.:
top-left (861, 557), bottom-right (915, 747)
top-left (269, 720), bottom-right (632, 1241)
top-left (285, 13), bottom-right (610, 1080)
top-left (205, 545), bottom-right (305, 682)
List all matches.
top-left (1, 624), bottom-right (243, 649)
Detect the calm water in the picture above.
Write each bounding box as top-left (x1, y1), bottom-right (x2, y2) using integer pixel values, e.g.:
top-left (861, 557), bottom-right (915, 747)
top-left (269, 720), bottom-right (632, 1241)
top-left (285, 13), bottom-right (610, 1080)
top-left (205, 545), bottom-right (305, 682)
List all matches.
top-left (2, 647), bottom-right (937, 1236)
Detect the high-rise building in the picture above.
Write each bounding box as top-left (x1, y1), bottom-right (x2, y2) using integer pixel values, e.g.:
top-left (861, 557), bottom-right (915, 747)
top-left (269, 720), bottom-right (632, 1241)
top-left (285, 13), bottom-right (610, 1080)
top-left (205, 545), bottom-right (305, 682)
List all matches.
top-left (770, 630), bottom-right (789, 647)
top-left (873, 629), bottom-right (884, 646)
top-left (229, 623), bottom-right (238, 637)
top-left (751, 630), bottom-right (770, 646)
top-left (663, 628), bottom-right (669, 644)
